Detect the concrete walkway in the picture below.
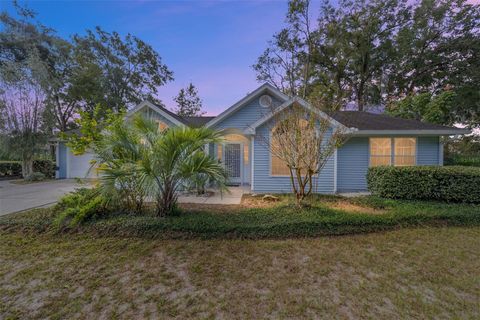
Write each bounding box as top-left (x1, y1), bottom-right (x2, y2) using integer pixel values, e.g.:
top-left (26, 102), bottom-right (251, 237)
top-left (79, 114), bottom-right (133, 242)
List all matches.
top-left (0, 179), bottom-right (85, 216)
top-left (178, 186), bottom-right (248, 205)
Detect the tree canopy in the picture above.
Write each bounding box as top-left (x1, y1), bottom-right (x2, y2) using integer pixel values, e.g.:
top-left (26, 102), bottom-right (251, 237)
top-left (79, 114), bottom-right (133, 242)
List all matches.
top-left (254, 0), bottom-right (480, 127)
top-left (173, 83), bottom-right (204, 117)
top-left (0, 2), bottom-right (174, 133)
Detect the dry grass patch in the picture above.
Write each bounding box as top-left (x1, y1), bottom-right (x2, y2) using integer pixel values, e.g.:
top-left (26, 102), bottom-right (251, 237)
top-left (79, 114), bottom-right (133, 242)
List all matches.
top-left (324, 200), bottom-right (386, 214)
top-left (0, 227), bottom-right (479, 319)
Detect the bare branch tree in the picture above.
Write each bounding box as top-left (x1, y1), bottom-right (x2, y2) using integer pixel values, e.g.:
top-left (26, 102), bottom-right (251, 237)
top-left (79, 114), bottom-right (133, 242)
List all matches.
top-left (256, 101), bottom-right (349, 204)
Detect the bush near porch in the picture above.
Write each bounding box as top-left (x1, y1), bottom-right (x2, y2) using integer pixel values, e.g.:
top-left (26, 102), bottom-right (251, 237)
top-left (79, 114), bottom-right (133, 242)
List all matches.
top-left (367, 166), bottom-right (480, 203)
top-left (1, 193), bottom-right (479, 239)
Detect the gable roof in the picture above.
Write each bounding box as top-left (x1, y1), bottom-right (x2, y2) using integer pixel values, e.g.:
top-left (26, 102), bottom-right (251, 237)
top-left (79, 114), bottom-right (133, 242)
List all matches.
top-left (329, 111), bottom-right (470, 135)
top-left (127, 101), bottom-right (187, 127)
top-left (244, 97), bottom-right (350, 134)
top-left (205, 83), bottom-right (289, 128)
top-left (129, 87), bottom-right (470, 136)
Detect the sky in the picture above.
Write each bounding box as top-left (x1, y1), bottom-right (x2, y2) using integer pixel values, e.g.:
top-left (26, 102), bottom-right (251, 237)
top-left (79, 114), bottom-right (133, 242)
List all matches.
top-left (1, 0), bottom-right (319, 115)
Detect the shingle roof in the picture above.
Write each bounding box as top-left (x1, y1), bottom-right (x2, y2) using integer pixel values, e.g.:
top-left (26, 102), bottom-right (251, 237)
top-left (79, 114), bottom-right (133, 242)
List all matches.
top-left (328, 111), bottom-right (464, 131)
top-left (151, 103), bottom-right (189, 125)
top-left (150, 103), bottom-right (215, 128)
top-left (181, 116), bottom-right (216, 128)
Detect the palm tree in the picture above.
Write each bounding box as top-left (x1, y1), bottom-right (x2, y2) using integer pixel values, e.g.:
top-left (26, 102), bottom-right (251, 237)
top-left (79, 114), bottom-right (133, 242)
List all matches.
top-left (94, 116), bottom-right (227, 216)
top-left (93, 118), bottom-right (147, 214)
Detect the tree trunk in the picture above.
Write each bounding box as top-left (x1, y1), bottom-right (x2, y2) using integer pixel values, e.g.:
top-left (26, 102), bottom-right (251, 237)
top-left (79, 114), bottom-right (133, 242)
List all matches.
top-left (156, 182), bottom-right (177, 216)
top-left (356, 88), bottom-right (365, 112)
top-left (21, 158), bottom-right (34, 178)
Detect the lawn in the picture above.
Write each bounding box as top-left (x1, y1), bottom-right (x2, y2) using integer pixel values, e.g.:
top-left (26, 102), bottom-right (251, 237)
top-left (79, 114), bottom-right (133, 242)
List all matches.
top-left (0, 227), bottom-right (478, 319)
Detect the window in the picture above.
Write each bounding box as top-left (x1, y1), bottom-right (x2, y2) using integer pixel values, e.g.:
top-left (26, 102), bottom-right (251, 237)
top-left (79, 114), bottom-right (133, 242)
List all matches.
top-left (394, 138), bottom-right (416, 166)
top-left (271, 153), bottom-right (290, 176)
top-left (243, 144), bottom-right (249, 165)
top-left (156, 120), bottom-right (168, 132)
top-left (270, 119), bottom-right (310, 176)
top-left (370, 138), bottom-right (392, 166)
top-left (369, 138), bottom-right (416, 167)
top-left (217, 144), bottom-right (223, 161)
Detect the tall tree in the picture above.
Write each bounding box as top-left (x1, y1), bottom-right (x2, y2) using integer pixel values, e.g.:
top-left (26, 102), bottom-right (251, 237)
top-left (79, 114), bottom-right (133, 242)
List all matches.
top-left (386, 90), bottom-right (457, 125)
top-left (0, 3), bottom-right (74, 133)
top-left (173, 83), bottom-right (205, 117)
top-left (0, 39), bottom-right (49, 177)
top-left (388, 0), bottom-right (480, 127)
top-left (252, 0), bottom-right (315, 98)
top-left (255, 0), bottom-right (480, 124)
top-left (72, 27), bottom-right (174, 115)
top-left (315, 0), bottom-right (408, 111)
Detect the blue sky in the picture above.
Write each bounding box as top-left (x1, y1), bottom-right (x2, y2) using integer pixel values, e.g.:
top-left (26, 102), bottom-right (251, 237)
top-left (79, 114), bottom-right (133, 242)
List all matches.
top-left (1, 0), bottom-right (321, 115)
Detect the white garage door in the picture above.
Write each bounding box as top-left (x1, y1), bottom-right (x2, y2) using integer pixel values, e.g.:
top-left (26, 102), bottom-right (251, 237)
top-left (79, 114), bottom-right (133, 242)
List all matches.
top-left (67, 149), bottom-right (98, 179)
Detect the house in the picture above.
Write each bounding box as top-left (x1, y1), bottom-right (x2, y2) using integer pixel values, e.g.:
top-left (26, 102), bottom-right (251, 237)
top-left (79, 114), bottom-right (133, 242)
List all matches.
top-left (55, 83), bottom-right (469, 193)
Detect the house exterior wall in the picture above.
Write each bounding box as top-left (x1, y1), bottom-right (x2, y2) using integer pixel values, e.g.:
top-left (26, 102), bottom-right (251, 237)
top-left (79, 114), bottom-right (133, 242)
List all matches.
top-left (337, 137), bottom-right (370, 192)
top-left (211, 96), bottom-right (283, 132)
top-left (337, 136), bottom-right (443, 192)
top-left (251, 122), bottom-right (335, 194)
top-left (417, 136), bottom-right (441, 165)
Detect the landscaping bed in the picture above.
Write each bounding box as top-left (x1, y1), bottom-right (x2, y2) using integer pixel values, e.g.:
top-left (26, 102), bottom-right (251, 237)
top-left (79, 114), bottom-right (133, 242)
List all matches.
top-left (1, 195), bottom-right (479, 239)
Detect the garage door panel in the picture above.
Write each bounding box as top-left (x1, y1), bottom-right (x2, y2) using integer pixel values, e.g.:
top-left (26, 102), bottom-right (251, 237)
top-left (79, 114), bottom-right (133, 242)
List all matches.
top-left (68, 149), bottom-right (98, 179)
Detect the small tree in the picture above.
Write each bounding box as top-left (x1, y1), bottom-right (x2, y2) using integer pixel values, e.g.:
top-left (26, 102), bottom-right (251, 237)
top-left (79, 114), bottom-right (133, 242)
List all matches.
top-left (0, 73), bottom-right (48, 177)
top-left (173, 83), bottom-right (205, 117)
top-left (259, 102), bottom-right (349, 204)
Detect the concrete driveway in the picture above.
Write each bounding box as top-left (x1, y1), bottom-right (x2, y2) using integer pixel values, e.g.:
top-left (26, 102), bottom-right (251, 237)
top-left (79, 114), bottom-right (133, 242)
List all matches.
top-left (0, 179), bottom-right (86, 216)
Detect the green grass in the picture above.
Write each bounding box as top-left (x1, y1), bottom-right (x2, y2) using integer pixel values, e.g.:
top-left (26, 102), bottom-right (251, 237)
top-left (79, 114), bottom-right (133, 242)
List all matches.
top-left (0, 227), bottom-right (478, 319)
top-left (1, 195), bottom-right (479, 239)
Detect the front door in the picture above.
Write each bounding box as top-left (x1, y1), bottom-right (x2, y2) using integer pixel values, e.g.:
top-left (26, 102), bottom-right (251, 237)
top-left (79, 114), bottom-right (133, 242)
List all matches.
top-left (224, 143), bottom-right (242, 185)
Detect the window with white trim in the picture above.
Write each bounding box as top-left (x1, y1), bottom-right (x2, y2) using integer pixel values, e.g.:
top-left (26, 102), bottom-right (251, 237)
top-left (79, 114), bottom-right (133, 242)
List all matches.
top-left (369, 137), bottom-right (416, 167)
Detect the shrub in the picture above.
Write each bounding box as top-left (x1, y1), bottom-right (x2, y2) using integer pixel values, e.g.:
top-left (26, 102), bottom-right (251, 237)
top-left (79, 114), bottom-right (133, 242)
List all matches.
top-left (54, 188), bottom-right (113, 227)
top-left (0, 160), bottom-right (55, 179)
top-left (33, 160), bottom-right (56, 178)
top-left (24, 172), bottom-right (46, 182)
top-left (367, 166), bottom-right (480, 203)
top-left (444, 155), bottom-right (480, 167)
top-left (0, 161), bottom-right (22, 178)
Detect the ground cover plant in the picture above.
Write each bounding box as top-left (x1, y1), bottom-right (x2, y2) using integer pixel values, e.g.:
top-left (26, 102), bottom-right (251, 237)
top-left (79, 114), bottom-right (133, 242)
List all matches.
top-left (1, 193), bottom-right (479, 240)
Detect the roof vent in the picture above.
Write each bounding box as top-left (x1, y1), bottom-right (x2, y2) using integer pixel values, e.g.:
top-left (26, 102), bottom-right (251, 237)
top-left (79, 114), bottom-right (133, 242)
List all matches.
top-left (259, 95), bottom-right (273, 108)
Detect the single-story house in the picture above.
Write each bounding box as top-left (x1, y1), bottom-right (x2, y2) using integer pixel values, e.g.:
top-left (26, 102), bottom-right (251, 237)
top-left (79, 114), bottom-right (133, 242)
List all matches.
top-left (55, 83), bottom-right (469, 193)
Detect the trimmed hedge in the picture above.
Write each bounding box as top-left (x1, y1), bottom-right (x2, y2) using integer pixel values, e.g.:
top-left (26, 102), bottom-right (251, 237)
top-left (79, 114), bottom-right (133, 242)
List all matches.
top-left (367, 166), bottom-right (480, 203)
top-left (0, 162), bottom-right (21, 178)
top-left (0, 160), bottom-right (55, 179)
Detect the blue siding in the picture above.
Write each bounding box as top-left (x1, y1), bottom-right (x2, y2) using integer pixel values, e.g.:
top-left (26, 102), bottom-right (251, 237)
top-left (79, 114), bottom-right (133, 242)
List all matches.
top-left (417, 136), bottom-right (440, 165)
top-left (337, 137), bottom-right (369, 192)
top-left (212, 95), bottom-right (283, 131)
top-left (252, 123), bottom-right (335, 194)
top-left (337, 136), bottom-right (442, 192)
top-left (57, 142), bottom-right (67, 179)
